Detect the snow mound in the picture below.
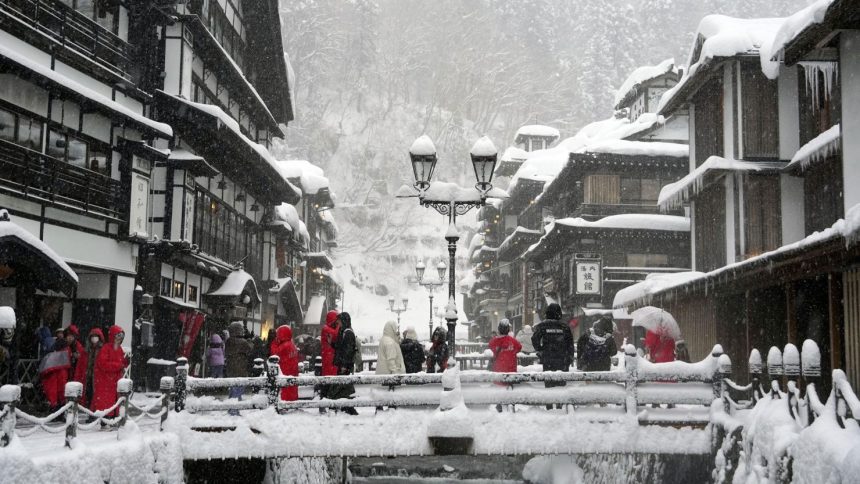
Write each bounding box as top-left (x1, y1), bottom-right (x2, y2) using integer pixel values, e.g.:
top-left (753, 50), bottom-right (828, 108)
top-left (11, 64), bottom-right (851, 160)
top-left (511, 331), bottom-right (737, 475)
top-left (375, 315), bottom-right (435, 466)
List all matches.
top-left (410, 134), bottom-right (437, 156)
top-left (470, 136), bottom-right (498, 157)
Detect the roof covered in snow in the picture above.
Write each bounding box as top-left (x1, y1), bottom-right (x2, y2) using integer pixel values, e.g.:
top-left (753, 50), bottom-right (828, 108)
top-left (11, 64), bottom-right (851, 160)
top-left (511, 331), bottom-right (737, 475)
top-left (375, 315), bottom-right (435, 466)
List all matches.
top-left (584, 139), bottom-right (688, 158)
top-left (501, 146), bottom-right (529, 162)
top-left (658, 16), bottom-right (786, 115)
top-left (276, 159), bottom-right (330, 196)
top-left (554, 214), bottom-right (690, 232)
top-left (0, 210), bottom-right (78, 294)
top-left (613, 272), bottom-right (707, 309)
top-left (767, 0), bottom-right (838, 67)
top-left (785, 124), bottom-right (841, 173)
top-left (658, 156), bottom-right (786, 210)
top-left (515, 125), bottom-right (560, 142)
top-left (614, 58), bottom-right (678, 109)
top-left (205, 269), bottom-right (261, 302)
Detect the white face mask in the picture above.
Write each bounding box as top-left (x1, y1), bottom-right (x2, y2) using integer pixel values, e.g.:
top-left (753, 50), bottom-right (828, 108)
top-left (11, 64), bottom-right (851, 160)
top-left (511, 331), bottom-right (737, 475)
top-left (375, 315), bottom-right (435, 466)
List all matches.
top-left (90, 336), bottom-right (100, 344)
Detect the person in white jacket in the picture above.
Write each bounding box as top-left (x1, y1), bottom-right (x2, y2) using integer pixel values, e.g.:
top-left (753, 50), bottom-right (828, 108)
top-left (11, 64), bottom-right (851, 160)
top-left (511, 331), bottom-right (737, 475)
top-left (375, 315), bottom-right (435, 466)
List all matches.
top-left (516, 325), bottom-right (536, 353)
top-left (375, 320), bottom-right (405, 375)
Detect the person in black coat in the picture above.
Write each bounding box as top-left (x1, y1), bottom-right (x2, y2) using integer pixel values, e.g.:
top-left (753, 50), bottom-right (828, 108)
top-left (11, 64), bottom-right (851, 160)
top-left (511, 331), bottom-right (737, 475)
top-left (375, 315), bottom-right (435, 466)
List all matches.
top-left (531, 303), bottom-right (574, 388)
top-left (330, 313), bottom-right (357, 414)
top-left (426, 326), bottom-right (449, 373)
top-left (400, 326), bottom-right (425, 374)
top-left (576, 317), bottom-right (617, 372)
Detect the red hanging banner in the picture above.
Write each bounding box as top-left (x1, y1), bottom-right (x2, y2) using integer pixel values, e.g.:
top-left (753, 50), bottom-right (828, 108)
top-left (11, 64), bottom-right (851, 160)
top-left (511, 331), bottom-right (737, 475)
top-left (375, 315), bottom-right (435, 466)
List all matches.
top-left (178, 311), bottom-right (205, 358)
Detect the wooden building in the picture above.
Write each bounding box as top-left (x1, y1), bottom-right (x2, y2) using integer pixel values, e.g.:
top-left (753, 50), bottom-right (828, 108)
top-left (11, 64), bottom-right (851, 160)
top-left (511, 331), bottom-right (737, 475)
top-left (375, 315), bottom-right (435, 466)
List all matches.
top-left (614, 3), bottom-right (860, 389)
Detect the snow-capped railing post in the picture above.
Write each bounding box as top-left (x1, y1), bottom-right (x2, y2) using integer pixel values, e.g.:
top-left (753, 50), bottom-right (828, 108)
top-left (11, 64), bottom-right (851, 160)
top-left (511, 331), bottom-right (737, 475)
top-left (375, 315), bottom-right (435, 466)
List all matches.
top-left (174, 357), bottom-right (188, 412)
top-left (718, 354), bottom-right (732, 413)
top-left (117, 378), bottom-right (132, 428)
top-left (64, 381), bottom-right (83, 448)
top-left (0, 384), bottom-right (21, 447)
top-left (253, 357), bottom-right (265, 377)
top-left (710, 345), bottom-right (724, 401)
top-left (623, 344), bottom-right (638, 417)
top-left (159, 376), bottom-right (173, 430)
top-left (801, 340), bottom-right (821, 424)
top-left (767, 347), bottom-right (783, 398)
top-left (748, 348), bottom-right (764, 403)
top-left (783, 344), bottom-right (801, 420)
top-left (266, 355), bottom-right (281, 408)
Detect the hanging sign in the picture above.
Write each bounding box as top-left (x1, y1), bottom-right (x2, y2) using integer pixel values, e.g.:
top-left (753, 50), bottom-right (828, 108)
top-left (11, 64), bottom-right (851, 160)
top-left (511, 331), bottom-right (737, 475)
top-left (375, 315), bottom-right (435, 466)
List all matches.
top-left (575, 258), bottom-right (601, 295)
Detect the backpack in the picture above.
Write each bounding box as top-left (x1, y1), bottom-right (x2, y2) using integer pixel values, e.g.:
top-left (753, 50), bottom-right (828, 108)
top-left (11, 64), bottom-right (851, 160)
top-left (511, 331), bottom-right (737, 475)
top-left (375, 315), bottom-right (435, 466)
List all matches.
top-left (581, 336), bottom-right (609, 366)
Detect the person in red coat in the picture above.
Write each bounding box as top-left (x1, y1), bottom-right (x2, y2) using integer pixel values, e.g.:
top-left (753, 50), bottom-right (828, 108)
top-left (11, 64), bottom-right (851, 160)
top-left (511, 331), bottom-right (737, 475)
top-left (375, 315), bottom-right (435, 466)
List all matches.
top-left (644, 329), bottom-right (676, 363)
top-left (65, 324), bottom-right (86, 384)
top-left (320, 310), bottom-right (340, 377)
top-left (39, 337), bottom-right (70, 412)
top-left (91, 325), bottom-right (129, 415)
top-left (271, 325), bottom-right (299, 402)
top-left (489, 319), bottom-right (522, 384)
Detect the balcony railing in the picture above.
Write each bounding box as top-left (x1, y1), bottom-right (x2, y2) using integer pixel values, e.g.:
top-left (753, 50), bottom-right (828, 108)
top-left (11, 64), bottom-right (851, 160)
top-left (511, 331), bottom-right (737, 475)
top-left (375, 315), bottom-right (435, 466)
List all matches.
top-left (0, 0), bottom-right (133, 81)
top-left (574, 203), bottom-right (663, 219)
top-left (0, 139), bottom-right (124, 221)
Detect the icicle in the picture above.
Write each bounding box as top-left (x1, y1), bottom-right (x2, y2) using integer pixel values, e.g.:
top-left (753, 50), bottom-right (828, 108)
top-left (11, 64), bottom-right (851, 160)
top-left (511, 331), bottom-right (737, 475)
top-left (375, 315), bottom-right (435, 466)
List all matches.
top-left (799, 61), bottom-right (839, 111)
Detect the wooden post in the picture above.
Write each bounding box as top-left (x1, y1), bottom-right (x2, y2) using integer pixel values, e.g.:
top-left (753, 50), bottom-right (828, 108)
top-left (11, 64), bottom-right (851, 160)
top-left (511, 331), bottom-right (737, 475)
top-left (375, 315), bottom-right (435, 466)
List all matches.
top-left (117, 378), bottom-right (132, 428)
top-left (175, 357), bottom-right (188, 412)
top-left (159, 376), bottom-right (174, 431)
top-left (64, 381), bottom-right (83, 448)
top-left (266, 355), bottom-right (281, 408)
top-left (253, 358), bottom-right (265, 377)
top-left (623, 344), bottom-right (638, 417)
top-left (0, 384), bottom-right (21, 447)
top-left (829, 273), bottom-right (844, 376)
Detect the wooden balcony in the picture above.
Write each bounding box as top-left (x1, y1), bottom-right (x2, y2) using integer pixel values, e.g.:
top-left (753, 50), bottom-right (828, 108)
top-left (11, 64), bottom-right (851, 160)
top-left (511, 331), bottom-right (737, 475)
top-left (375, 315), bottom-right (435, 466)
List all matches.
top-left (0, 139), bottom-right (124, 221)
top-left (0, 0), bottom-right (133, 82)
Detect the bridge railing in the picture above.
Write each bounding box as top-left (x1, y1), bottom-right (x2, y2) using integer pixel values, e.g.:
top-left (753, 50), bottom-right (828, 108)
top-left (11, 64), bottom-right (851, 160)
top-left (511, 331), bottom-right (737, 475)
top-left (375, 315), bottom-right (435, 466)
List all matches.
top-left (175, 344), bottom-right (730, 417)
top-left (0, 376), bottom-right (174, 449)
top-left (710, 339), bottom-right (860, 483)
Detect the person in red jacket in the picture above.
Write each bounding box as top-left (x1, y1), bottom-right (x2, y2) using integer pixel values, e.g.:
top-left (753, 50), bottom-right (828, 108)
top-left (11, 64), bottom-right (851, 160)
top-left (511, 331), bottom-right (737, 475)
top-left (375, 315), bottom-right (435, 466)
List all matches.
top-left (39, 337), bottom-right (70, 412)
top-left (320, 310), bottom-right (340, 377)
top-left (489, 319), bottom-right (522, 383)
top-left (65, 324), bottom-right (86, 384)
top-left (271, 325), bottom-right (299, 402)
top-left (644, 329), bottom-right (676, 363)
top-left (91, 325), bottom-right (129, 415)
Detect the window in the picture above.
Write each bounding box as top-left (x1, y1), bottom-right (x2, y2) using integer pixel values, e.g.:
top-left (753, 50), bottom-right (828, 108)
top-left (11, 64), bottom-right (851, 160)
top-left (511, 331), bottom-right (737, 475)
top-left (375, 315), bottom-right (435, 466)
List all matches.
top-left (0, 108), bottom-right (42, 151)
top-left (188, 285), bottom-right (198, 303)
top-left (173, 280), bottom-right (185, 299)
top-left (67, 137), bottom-right (87, 169)
top-left (87, 148), bottom-right (109, 176)
top-left (0, 109), bottom-right (15, 143)
top-left (741, 62), bottom-right (779, 159)
top-left (160, 277), bottom-right (172, 297)
top-left (744, 175), bottom-right (782, 259)
top-left (584, 175), bottom-right (620, 204)
top-left (47, 130), bottom-right (66, 160)
top-left (621, 178), bottom-right (662, 204)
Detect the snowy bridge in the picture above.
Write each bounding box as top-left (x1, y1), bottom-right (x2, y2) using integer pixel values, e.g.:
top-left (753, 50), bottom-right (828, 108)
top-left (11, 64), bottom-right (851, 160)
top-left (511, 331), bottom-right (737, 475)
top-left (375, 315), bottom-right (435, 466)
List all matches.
top-left (2, 340), bottom-right (859, 483)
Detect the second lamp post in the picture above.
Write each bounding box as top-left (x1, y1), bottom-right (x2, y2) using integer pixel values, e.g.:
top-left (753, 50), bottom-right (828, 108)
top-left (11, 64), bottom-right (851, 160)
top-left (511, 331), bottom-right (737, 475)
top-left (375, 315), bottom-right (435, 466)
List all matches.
top-left (415, 260), bottom-right (447, 339)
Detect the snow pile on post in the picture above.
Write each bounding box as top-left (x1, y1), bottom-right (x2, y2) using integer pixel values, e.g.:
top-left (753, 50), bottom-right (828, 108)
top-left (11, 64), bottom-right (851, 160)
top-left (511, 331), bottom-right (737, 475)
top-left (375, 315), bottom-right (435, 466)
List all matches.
top-left (410, 135), bottom-right (437, 156)
top-left (786, 123), bottom-right (840, 172)
top-left (613, 58), bottom-right (677, 108)
top-left (470, 136), bottom-right (497, 157)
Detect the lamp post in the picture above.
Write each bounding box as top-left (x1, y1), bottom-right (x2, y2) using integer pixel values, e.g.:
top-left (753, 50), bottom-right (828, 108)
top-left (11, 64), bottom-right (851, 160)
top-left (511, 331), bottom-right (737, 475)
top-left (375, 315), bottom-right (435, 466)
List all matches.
top-left (407, 135), bottom-right (498, 357)
top-left (415, 260), bottom-right (447, 340)
top-left (388, 296), bottom-right (408, 326)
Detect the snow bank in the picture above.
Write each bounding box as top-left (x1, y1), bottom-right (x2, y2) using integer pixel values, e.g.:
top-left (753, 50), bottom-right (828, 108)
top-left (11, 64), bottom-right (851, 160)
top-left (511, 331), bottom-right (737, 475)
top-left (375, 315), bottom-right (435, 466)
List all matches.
top-left (785, 123), bottom-right (840, 172)
top-left (657, 156), bottom-right (785, 210)
top-left (614, 58), bottom-right (677, 107)
top-left (515, 125), bottom-right (560, 140)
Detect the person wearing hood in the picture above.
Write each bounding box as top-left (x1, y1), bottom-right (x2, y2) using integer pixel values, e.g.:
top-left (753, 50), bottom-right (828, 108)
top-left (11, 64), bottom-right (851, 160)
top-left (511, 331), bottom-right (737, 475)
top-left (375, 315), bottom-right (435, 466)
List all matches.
top-left (271, 325), bottom-right (300, 402)
top-left (375, 320), bottom-right (405, 375)
top-left (400, 326), bottom-right (425, 374)
top-left (330, 313), bottom-right (358, 414)
top-left (489, 320), bottom-right (522, 381)
top-left (92, 325), bottom-right (129, 415)
top-left (426, 326), bottom-right (449, 373)
top-left (576, 317), bottom-right (617, 372)
top-left (516, 325), bottom-right (535, 353)
top-left (532, 303), bottom-right (573, 408)
top-left (65, 324), bottom-right (86, 384)
top-left (82, 328), bottom-right (104, 408)
top-left (321, 310), bottom-right (340, 377)
top-left (225, 321), bottom-right (253, 414)
top-left (37, 325), bottom-right (55, 357)
top-left (644, 327), bottom-right (676, 363)
top-left (207, 333), bottom-right (225, 378)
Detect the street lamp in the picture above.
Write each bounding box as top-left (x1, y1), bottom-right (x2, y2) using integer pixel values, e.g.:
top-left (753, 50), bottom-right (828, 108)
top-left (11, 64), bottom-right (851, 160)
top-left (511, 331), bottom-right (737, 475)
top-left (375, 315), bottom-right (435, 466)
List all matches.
top-left (415, 260), bottom-right (447, 339)
top-left (406, 135), bottom-right (499, 357)
top-left (388, 296), bottom-right (408, 326)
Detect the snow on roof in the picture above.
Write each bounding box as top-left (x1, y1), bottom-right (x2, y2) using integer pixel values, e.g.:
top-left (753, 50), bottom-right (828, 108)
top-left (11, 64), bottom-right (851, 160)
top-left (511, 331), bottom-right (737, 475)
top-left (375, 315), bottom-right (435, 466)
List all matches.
top-left (658, 16), bottom-right (785, 114)
top-left (613, 272), bottom-right (707, 309)
top-left (616, 202), bottom-right (860, 309)
top-left (303, 295), bottom-right (327, 325)
top-left (0, 211), bottom-right (77, 283)
top-left (765, 0), bottom-right (835, 76)
top-left (395, 181), bottom-right (508, 202)
top-left (205, 269), bottom-right (261, 302)
top-left (614, 58), bottom-right (677, 108)
top-left (272, 203), bottom-right (299, 232)
top-left (168, 149), bottom-right (203, 161)
top-left (584, 139), bottom-right (688, 158)
top-left (515, 125), bottom-right (560, 140)
top-left (319, 209), bottom-right (339, 237)
top-left (460, 270), bottom-right (477, 292)
top-left (470, 136), bottom-right (498, 157)
top-left (553, 214), bottom-right (690, 232)
top-left (658, 156), bottom-right (785, 210)
top-left (297, 220), bottom-right (310, 246)
top-left (167, 94), bottom-right (300, 195)
top-left (467, 233), bottom-right (485, 258)
top-left (0, 44), bottom-right (172, 138)
top-left (276, 159), bottom-right (329, 195)
top-left (501, 146), bottom-right (529, 162)
top-left (785, 124), bottom-right (840, 172)
top-left (410, 135), bottom-right (436, 156)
